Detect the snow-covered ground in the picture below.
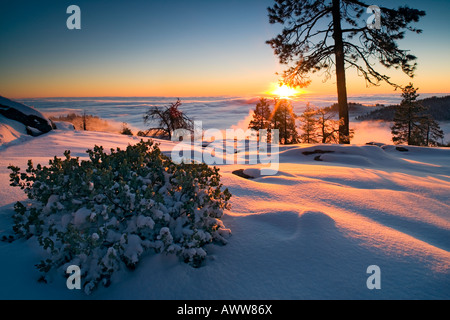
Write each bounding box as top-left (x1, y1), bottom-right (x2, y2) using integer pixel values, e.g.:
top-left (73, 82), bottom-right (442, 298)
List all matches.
top-left (0, 125), bottom-right (449, 299)
top-left (0, 115), bottom-right (28, 145)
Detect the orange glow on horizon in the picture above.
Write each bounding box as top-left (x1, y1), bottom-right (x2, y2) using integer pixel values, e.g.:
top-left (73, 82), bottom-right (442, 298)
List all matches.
top-left (3, 72), bottom-right (449, 100)
top-left (267, 84), bottom-right (305, 99)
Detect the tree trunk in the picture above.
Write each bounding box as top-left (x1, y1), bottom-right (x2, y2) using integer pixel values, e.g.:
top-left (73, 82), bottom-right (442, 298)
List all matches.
top-left (83, 111), bottom-right (87, 131)
top-left (408, 120), bottom-right (411, 145)
top-left (332, 0), bottom-right (350, 144)
top-left (321, 117), bottom-right (326, 144)
top-left (284, 108), bottom-right (288, 144)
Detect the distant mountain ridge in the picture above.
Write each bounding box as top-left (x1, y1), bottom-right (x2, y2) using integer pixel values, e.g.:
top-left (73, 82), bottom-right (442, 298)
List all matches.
top-left (355, 95), bottom-right (450, 122)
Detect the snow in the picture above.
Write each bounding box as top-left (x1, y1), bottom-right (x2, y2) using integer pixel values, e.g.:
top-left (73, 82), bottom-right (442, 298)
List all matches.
top-left (53, 121), bottom-right (75, 131)
top-left (0, 115), bottom-right (28, 145)
top-left (0, 127), bottom-right (448, 300)
top-left (73, 208), bottom-right (92, 226)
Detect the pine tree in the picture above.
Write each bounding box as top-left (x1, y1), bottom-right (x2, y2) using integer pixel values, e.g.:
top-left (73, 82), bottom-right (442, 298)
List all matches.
top-left (315, 107), bottom-right (341, 144)
top-left (266, 0), bottom-right (425, 144)
top-left (249, 98), bottom-right (272, 140)
top-left (299, 103), bottom-right (320, 144)
top-left (271, 99), bottom-right (299, 144)
top-left (417, 115), bottom-right (444, 146)
top-left (391, 84), bottom-right (425, 145)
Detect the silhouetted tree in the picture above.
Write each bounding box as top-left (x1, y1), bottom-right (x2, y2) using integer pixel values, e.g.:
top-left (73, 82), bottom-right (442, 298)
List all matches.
top-left (120, 122), bottom-right (133, 136)
top-left (299, 103), bottom-right (320, 143)
top-left (249, 98), bottom-right (272, 131)
top-left (315, 107), bottom-right (342, 144)
top-left (392, 84), bottom-right (445, 146)
top-left (271, 99), bottom-right (299, 144)
top-left (355, 95), bottom-right (450, 122)
top-left (266, 0), bottom-right (426, 144)
top-left (417, 115), bottom-right (444, 146)
top-left (143, 99), bottom-right (194, 140)
top-left (82, 111), bottom-right (87, 131)
top-left (249, 98), bottom-right (272, 140)
top-left (391, 84), bottom-right (424, 145)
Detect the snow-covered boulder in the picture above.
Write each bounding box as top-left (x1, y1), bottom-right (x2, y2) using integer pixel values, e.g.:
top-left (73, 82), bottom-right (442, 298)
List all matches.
top-left (53, 121), bottom-right (75, 130)
top-left (0, 96), bottom-right (54, 138)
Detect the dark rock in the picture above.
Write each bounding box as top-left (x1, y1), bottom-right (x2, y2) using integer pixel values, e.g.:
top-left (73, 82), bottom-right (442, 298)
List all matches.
top-left (0, 103), bottom-right (53, 135)
top-left (0, 96), bottom-right (54, 137)
top-left (232, 169), bottom-right (254, 179)
top-left (302, 149), bottom-right (335, 156)
top-left (366, 142), bottom-right (385, 147)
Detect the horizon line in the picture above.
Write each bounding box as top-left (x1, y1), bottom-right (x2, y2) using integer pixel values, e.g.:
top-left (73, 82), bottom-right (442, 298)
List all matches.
top-left (8, 92), bottom-right (450, 102)
top-left (10, 92), bottom-right (450, 100)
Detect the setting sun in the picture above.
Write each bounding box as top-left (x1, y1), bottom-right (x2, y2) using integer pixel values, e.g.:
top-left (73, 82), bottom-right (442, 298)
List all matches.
top-left (269, 84), bottom-right (302, 99)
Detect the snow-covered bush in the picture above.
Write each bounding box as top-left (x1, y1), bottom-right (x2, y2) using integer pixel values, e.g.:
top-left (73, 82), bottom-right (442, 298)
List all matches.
top-left (8, 140), bottom-right (231, 294)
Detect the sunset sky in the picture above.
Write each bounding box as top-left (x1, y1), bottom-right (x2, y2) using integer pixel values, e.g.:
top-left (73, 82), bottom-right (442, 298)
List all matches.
top-left (1, 0), bottom-right (449, 98)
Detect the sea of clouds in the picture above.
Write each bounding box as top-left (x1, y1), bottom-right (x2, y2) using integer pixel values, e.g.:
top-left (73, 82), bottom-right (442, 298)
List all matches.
top-left (18, 93), bottom-right (449, 145)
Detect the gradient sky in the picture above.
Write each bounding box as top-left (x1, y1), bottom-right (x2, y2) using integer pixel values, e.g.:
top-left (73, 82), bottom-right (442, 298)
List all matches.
top-left (1, 0), bottom-right (449, 98)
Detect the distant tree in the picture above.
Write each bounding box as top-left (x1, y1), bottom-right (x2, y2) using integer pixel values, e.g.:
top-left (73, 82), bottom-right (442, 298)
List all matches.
top-left (355, 95), bottom-right (450, 122)
top-left (249, 98), bottom-right (272, 141)
top-left (120, 122), bottom-right (133, 136)
top-left (391, 84), bottom-right (425, 145)
top-left (271, 99), bottom-right (299, 144)
top-left (49, 113), bottom-right (114, 132)
top-left (315, 107), bottom-right (341, 144)
top-left (299, 103), bottom-right (320, 144)
top-left (82, 111), bottom-right (87, 131)
top-left (416, 115), bottom-right (444, 146)
top-left (266, 0), bottom-right (426, 144)
top-left (143, 99), bottom-right (194, 140)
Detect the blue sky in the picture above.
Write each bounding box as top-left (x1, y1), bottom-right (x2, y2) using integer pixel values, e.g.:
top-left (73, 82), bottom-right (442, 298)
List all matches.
top-left (0, 0), bottom-right (449, 98)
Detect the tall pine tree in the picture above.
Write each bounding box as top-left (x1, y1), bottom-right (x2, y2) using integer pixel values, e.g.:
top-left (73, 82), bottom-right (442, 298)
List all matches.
top-left (271, 99), bottom-right (299, 144)
top-left (391, 84), bottom-right (424, 145)
top-left (299, 103), bottom-right (320, 144)
top-left (266, 0), bottom-right (425, 144)
top-left (249, 98), bottom-right (272, 140)
top-left (416, 115), bottom-right (444, 146)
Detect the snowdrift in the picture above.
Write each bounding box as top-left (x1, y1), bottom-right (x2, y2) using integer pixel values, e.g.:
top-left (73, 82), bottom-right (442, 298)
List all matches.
top-left (0, 130), bottom-right (449, 299)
